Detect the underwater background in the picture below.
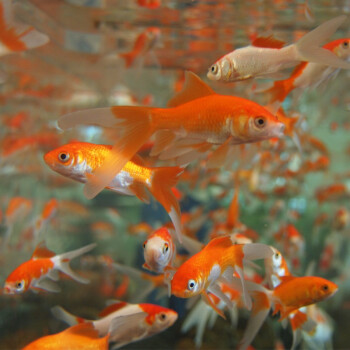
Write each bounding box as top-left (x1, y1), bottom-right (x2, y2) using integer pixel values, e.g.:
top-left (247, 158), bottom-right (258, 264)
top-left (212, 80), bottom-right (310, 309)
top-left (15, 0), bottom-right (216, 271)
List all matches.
top-left (0, 0), bottom-right (350, 349)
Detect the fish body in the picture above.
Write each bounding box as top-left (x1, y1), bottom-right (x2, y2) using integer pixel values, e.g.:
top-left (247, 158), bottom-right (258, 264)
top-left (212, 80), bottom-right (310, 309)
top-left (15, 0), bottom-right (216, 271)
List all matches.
top-left (58, 71), bottom-right (285, 200)
top-left (207, 16), bottom-right (350, 82)
top-left (22, 323), bottom-right (108, 350)
top-left (44, 142), bottom-right (184, 242)
top-left (142, 227), bottom-right (176, 273)
top-left (0, 0), bottom-right (49, 57)
top-left (4, 242), bottom-right (96, 294)
top-left (52, 301), bottom-right (178, 349)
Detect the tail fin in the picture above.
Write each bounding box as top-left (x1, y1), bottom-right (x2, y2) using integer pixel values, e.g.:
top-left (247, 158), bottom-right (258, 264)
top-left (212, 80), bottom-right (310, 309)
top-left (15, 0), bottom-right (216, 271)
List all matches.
top-left (0, 0), bottom-right (49, 53)
top-left (119, 52), bottom-right (135, 68)
top-left (295, 15), bottom-right (350, 69)
top-left (149, 166), bottom-right (184, 243)
top-left (243, 243), bottom-right (274, 261)
top-left (58, 107), bottom-right (156, 199)
top-left (51, 306), bottom-right (87, 326)
top-left (54, 243), bottom-right (96, 284)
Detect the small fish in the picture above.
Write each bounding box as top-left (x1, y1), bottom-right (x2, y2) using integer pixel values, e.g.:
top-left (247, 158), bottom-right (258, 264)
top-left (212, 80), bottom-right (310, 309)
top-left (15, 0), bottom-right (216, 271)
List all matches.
top-left (261, 38), bottom-right (350, 104)
top-left (119, 27), bottom-right (161, 68)
top-left (0, 0), bottom-right (49, 57)
top-left (235, 276), bottom-right (338, 350)
top-left (44, 142), bottom-right (184, 242)
top-left (22, 323), bottom-right (109, 350)
top-left (171, 236), bottom-right (273, 314)
top-left (142, 227), bottom-right (176, 273)
top-left (207, 16), bottom-right (350, 82)
top-left (52, 301), bottom-right (178, 349)
top-left (3, 242), bottom-right (96, 294)
top-left (58, 71), bottom-right (285, 200)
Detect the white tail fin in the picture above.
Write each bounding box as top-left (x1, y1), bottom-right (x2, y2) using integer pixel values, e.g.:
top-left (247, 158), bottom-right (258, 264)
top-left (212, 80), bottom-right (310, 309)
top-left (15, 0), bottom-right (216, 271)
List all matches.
top-left (51, 306), bottom-right (87, 326)
top-left (295, 15), bottom-right (350, 69)
top-left (54, 243), bottom-right (96, 284)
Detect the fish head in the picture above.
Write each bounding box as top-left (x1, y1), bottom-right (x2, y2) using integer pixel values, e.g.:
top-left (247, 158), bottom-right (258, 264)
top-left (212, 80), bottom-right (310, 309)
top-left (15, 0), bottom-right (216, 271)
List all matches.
top-left (143, 233), bottom-right (173, 273)
top-left (4, 269), bottom-right (29, 294)
top-left (311, 277), bottom-right (338, 302)
top-left (328, 38), bottom-right (350, 60)
top-left (207, 57), bottom-right (234, 82)
top-left (150, 307), bottom-right (178, 333)
top-left (229, 104), bottom-right (285, 142)
top-left (171, 265), bottom-right (204, 298)
top-left (43, 142), bottom-right (94, 181)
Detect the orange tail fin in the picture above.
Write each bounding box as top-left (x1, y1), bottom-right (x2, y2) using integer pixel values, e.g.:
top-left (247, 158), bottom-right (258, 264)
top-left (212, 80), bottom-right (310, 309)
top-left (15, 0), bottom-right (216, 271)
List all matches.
top-left (119, 52), bottom-right (135, 68)
top-left (149, 166), bottom-right (184, 243)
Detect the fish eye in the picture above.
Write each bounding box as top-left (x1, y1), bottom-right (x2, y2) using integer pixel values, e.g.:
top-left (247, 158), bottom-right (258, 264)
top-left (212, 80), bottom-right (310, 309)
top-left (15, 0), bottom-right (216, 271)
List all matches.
top-left (210, 64), bottom-right (218, 74)
top-left (322, 284), bottom-right (329, 291)
top-left (15, 280), bottom-right (25, 291)
top-left (342, 40), bottom-right (349, 49)
top-left (159, 313), bottom-right (167, 321)
top-left (254, 116), bottom-right (266, 129)
top-left (163, 243), bottom-right (169, 254)
top-left (58, 152), bottom-right (70, 163)
top-left (143, 242), bottom-right (147, 249)
top-left (187, 279), bottom-right (196, 291)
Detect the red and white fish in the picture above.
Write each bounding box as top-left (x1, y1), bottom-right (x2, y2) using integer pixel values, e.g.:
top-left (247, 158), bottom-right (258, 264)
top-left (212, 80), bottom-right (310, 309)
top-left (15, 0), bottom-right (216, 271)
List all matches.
top-left (52, 301), bottom-right (178, 349)
top-left (44, 142), bottom-right (184, 242)
top-left (142, 227), bottom-right (176, 273)
top-left (3, 242), bottom-right (96, 294)
top-left (207, 16), bottom-right (350, 82)
top-left (0, 0), bottom-right (49, 57)
top-left (58, 71), bottom-right (285, 200)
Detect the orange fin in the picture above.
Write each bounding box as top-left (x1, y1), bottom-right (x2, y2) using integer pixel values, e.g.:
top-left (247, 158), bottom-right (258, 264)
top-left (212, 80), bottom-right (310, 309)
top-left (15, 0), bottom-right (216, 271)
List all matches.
top-left (202, 291), bottom-right (226, 320)
top-left (142, 263), bottom-right (151, 271)
top-left (129, 182), bottom-right (150, 203)
top-left (98, 301), bottom-right (128, 317)
top-left (226, 189), bottom-right (239, 229)
top-left (289, 310), bottom-right (308, 331)
top-left (149, 166), bottom-right (184, 242)
top-left (252, 35), bottom-right (285, 49)
top-left (63, 323), bottom-right (102, 339)
top-left (167, 71), bottom-right (215, 108)
top-left (119, 52), bottom-right (135, 68)
top-left (206, 138), bottom-right (232, 169)
top-left (31, 241), bottom-right (55, 259)
top-left (204, 236), bottom-right (233, 251)
top-left (150, 130), bottom-right (177, 157)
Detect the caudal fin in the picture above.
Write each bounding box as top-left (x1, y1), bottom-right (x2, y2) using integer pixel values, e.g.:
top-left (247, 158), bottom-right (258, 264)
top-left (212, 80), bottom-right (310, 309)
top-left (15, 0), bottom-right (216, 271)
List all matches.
top-left (51, 305), bottom-right (87, 326)
top-left (55, 243), bottom-right (96, 284)
top-left (295, 15), bottom-right (350, 69)
top-left (149, 166), bottom-right (184, 242)
top-left (58, 106), bottom-right (155, 199)
top-left (0, 0), bottom-right (49, 53)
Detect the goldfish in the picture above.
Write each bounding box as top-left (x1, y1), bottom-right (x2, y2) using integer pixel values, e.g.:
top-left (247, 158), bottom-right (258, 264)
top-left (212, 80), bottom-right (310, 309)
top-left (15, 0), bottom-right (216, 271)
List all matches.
top-left (171, 236), bottom-right (273, 314)
top-left (119, 27), bottom-right (161, 68)
top-left (142, 227), bottom-right (176, 273)
top-left (52, 301), bottom-right (178, 349)
top-left (261, 38), bottom-right (350, 105)
top-left (0, 0), bottom-right (49, 57)
top-left (58, 71), bottom-right (285, 200)
top-left (207, 16), bottom-right (350, 83)
top-left (44, 142), bottom-right (184, 242)
top-left (3, 242), bottom-right (96, 294)
top-left (234, 276), bottom-right (338, 350)
top-left (22, 323), bottom-right (109, 350)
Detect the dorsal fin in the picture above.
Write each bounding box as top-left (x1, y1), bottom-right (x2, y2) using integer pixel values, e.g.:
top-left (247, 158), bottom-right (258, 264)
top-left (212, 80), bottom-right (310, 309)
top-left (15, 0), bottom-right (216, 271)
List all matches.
top-left (31, 241), bottom-right (55, 259)
top-left (98, 301), bottom-right (128, 317)
top-left (167, 71), bottom-right (216, 108)
top-left (252, 35), bottom-right (285, 49)
top-left (130, 154), bottom-right (147, 167)
top-left (204, 236), bottom-right (232, 251)
top-left (278, 275), bottom-right (296, 284)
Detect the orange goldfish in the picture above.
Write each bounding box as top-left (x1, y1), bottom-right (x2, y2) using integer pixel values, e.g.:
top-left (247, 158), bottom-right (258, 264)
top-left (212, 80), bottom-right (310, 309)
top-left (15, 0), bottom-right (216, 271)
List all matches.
top-left (207, 16), bottom-right (350, 82)
top-left (58, 71), bottom-right (285, 200)
top-left (44, 142), bottom-right (184, 242)
top-left (236, 276), bottom-right (338, 350)
top-left (0, 0), bottom-right (49, 57)
top-left (262, 38), bottom-right (350, 104)
top-left (52, 301), bottom-right (178, 349)
top-left (22, 323), bottom-right (108, 350)
top-left (3, 242), bottom-right (96, 294)
top-left (171, 236), bottom-right (273, 314)
top-left (119, 27), bottom-right (161, 68)
top-left (143, 227), bottom-right (176, 273)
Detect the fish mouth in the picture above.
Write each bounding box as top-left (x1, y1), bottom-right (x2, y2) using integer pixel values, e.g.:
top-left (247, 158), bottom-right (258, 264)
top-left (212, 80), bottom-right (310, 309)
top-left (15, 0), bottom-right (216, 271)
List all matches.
top-left (274, 122), bottom-right (285, 137)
